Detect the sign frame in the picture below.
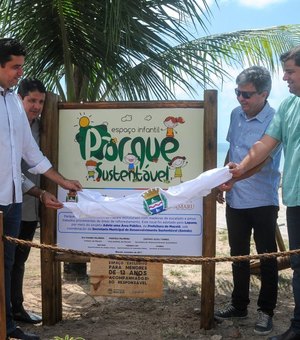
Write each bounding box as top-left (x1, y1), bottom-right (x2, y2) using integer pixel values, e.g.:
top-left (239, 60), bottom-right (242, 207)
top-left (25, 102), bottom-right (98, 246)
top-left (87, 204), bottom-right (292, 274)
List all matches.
top-left (39, 91), bottom-right (218, 329)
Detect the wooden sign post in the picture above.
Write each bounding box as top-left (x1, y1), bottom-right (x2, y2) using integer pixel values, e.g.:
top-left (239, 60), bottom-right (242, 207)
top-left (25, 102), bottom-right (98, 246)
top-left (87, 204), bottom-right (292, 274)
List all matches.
top-left (40, 90), bottom-right (218, 330)
top-left (0, 211), bottom-right (6, 339)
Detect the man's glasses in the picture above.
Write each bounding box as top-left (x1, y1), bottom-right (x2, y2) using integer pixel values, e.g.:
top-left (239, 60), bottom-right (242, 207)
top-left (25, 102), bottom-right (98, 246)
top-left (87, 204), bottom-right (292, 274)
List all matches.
top-left (235, 88), bottom-right (258, 99)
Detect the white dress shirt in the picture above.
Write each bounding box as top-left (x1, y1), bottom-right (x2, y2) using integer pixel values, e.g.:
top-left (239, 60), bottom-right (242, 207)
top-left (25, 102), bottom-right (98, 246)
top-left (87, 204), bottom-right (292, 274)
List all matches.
top-left (22, 119), bottom-right (41, 221)
top-left (21, 173), bottom-right (35, 194)
top-left (0, 87), bottom-right (52, 205)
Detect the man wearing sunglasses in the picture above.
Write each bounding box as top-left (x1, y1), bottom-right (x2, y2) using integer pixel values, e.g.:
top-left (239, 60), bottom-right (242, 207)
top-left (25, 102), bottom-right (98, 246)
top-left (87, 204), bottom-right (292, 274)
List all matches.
top-left (228, 47), bottom-right (300, 340)
top-left (215, 66), bottom-right (282, 336)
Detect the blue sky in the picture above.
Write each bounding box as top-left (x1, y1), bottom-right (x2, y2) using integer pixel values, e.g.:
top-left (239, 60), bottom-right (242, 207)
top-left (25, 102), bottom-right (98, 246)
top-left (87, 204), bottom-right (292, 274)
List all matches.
top-left (175, 0), bottom-right (300, 143)
top-left (209, 0), bottom-right (299, 34)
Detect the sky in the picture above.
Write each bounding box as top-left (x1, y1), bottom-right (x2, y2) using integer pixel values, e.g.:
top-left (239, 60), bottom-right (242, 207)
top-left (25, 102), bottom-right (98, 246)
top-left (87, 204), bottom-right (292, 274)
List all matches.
top-left (174, 0), bottom-right (300, 144)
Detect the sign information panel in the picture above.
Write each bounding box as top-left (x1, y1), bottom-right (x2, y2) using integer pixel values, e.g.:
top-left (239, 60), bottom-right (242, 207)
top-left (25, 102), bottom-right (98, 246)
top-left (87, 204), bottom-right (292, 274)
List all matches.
top-left (57, 105), bottom-right (204, 256)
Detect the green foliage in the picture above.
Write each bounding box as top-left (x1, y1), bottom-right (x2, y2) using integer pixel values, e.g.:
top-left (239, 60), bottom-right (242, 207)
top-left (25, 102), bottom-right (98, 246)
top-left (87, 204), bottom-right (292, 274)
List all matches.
top-left (170, 269), bottom-right (186, 278)
top-left (0, 1), bottom-right (300, 102)
top-left (53, 336), bottom-right (85, 340)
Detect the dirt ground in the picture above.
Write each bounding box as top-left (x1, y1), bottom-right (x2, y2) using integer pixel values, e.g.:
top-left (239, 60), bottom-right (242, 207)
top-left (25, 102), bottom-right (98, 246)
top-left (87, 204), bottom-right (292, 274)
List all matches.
top-left (18, 198), bottom-right (293, 340)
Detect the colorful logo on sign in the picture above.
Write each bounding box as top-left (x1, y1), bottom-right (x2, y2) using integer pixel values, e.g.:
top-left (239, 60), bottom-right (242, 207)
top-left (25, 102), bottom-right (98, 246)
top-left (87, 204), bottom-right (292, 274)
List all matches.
top-left (142, 188), bottom-right (167, 215)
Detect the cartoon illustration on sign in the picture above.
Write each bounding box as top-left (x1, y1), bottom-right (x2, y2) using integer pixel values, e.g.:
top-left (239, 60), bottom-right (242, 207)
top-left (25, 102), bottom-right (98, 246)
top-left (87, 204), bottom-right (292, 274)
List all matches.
top-left (85, 159), bottom-right (101, 181)
top-left (123, 153), bottom-right (140, 173)
top-left (168, 156), bottom-right (188, 183)
top-left (162, 116), bottom-right (185, 138)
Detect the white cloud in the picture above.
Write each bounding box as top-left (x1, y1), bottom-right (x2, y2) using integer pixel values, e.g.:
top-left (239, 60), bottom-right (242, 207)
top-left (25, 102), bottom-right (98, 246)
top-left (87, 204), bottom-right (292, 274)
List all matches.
top-left (238, 0), bottom-right (287, 9)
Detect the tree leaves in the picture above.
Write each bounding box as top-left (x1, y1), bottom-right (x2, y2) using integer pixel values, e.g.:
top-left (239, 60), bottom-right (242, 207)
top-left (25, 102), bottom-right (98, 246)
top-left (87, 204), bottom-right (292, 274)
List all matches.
top-left (0, 1), bottom-right (299, 101)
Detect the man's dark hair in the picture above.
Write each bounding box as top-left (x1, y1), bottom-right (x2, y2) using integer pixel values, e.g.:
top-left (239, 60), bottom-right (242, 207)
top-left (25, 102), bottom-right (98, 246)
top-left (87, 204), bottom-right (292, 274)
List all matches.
top-left (236, 66), bottom-right (272, 96)
top-left (280, 45), bottom-right (300, 67)
top-left (18, 78), bottom-right (46, 99)
top-left (0, 38), bottom-right (26, 66)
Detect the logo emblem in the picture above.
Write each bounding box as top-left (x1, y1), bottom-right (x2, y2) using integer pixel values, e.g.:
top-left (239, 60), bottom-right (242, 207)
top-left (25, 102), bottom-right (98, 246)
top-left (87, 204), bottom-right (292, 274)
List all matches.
top-left (142, 188), bottom-right (167, 215)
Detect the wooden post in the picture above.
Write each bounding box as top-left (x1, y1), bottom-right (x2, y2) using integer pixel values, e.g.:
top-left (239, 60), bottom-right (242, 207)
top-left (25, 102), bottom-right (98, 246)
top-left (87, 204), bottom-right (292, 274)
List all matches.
top-left (201, 90), bottom-right (218, 329)
top-left (40, 92), bottom-right (62, 325)
top-left (275, 225), bottom-right (290, 269)
top-left (250, 224), bottom-right (290, 274)
top-left (0, 211), bottom-right (6, 339)
top-left (38, 98), bottom-right (217, 327)
top-left (276, 224), bottom-right (286, 251)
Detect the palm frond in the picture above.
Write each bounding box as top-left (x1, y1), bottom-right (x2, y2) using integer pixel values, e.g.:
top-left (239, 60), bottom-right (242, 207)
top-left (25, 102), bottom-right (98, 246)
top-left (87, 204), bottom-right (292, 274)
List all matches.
top-left (0, 1), bottom-right (299, 101)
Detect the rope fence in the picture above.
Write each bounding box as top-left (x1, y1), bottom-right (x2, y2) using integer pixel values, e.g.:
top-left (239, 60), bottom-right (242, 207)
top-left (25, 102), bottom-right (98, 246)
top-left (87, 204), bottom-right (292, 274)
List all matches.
top-left (0, 232), bottom-right (293, 336)
top-left (3, 235), bottom-right (296, 265)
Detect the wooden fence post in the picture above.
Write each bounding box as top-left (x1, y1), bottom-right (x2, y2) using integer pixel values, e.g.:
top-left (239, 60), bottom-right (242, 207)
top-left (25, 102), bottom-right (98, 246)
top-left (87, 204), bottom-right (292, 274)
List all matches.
top-left (40, 92), bottom-right (62, 325)
top-left (0, 211), bottom-right (6, 339)
top-left (201, 90), bottom-right (218, 330)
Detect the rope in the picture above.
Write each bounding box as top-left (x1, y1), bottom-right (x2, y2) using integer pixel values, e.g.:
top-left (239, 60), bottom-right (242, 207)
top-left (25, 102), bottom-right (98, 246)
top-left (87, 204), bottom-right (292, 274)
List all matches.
top-left (2, 235), bottom-right (295, 265)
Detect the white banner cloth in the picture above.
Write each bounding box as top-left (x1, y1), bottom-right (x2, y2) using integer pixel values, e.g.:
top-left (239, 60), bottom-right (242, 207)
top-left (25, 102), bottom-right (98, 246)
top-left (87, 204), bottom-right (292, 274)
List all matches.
top-left (64, 166), bottom-right (231, 218)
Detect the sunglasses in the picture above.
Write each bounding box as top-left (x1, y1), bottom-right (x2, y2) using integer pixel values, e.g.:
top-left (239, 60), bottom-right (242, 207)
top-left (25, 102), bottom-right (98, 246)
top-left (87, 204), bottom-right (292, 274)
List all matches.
top-left (235, 88), bottom-right (258, 99)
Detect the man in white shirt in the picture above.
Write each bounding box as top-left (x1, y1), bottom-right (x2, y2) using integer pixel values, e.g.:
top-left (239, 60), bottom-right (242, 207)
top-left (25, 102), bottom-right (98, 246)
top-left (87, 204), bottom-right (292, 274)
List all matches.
top-left (0, 38), bottom-right (82, 340)
top-left (10, 78), bottom-right (62, 325)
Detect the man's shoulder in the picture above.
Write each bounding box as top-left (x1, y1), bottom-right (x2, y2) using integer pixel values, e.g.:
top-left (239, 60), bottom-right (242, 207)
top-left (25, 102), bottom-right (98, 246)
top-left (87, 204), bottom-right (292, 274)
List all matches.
top-left (260, 101), bottom-right (275, 120)
top-left (277, 95), bottom-right (300, 116)
top-left (280, 95), bottom-right (300, 107)
top-left (230, 106), bottom-right (243, 118)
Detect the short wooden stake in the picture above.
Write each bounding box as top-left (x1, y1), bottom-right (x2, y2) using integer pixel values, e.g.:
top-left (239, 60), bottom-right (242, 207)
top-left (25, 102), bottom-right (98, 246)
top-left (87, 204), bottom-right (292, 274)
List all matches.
top-left (0, 211), bottom-right (6, 339)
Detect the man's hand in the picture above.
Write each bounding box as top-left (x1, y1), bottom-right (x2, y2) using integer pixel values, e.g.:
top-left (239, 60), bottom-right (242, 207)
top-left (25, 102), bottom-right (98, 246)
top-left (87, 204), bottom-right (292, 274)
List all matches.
top-left (228, 162), bottom-right (245, 178)
top-left (216, 177), bottom-right (236, 203)
top-left (60, 178), bottom-right (82, 191)
top-left (219, 181), bottom-right (234, 192)
top-left (26, 186), bottom-right (64, 209)
top-left (216, 189), bottom-right (225, 204)
top-left (43, 168), bottom-right (82, 191)
top-left (41, 191), bottom-right (63, 209)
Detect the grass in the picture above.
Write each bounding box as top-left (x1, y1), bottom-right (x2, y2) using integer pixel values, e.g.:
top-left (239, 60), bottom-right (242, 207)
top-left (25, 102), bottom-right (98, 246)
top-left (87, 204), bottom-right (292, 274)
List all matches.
top-left (169, 269), bottom-right (186, 277)
top-left (53, 336), bottom-right (85, 340)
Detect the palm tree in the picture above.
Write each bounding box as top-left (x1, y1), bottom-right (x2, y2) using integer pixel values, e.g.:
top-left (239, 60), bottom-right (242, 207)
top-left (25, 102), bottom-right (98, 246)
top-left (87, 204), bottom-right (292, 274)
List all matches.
top-left (1, 0), bottom-right (300, 102)
top-left (1, 0), bottom-right (298, 301)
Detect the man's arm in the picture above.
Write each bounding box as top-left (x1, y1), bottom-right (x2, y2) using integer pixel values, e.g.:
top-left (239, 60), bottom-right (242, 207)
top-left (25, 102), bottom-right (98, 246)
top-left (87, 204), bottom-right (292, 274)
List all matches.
top-left (229, 135), bottom-right (279, 178)
top-left (26, 186), bottom-right (63, 209)
top-left (219, 157), bottom-right (271, 193)
top-left (22, 174), bottom-right (63, 209)
top-left (43, 167), bottom-right (82, 191)
top-left (218, 134), bottom-right (280, 194)
top-left (216, 149), bottom-right (270, 201)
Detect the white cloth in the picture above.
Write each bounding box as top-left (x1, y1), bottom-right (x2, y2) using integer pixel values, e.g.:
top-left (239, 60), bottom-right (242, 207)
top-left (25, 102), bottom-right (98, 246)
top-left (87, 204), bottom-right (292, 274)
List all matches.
top-left (64, 166), bottom-right (231, 218)
top-left (21, 173), bottom-right (35, 193)
top-left (0, 88), bottom-right (51, 204)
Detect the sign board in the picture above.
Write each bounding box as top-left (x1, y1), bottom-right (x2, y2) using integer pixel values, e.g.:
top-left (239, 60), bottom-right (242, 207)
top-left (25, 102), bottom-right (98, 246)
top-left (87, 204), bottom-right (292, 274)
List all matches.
top-left (90, 258), bottom-right (163, 298)
top-left (57, 103), bottom-right (204, 256)
top-left (40, 93), bottom-right (218, 329)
